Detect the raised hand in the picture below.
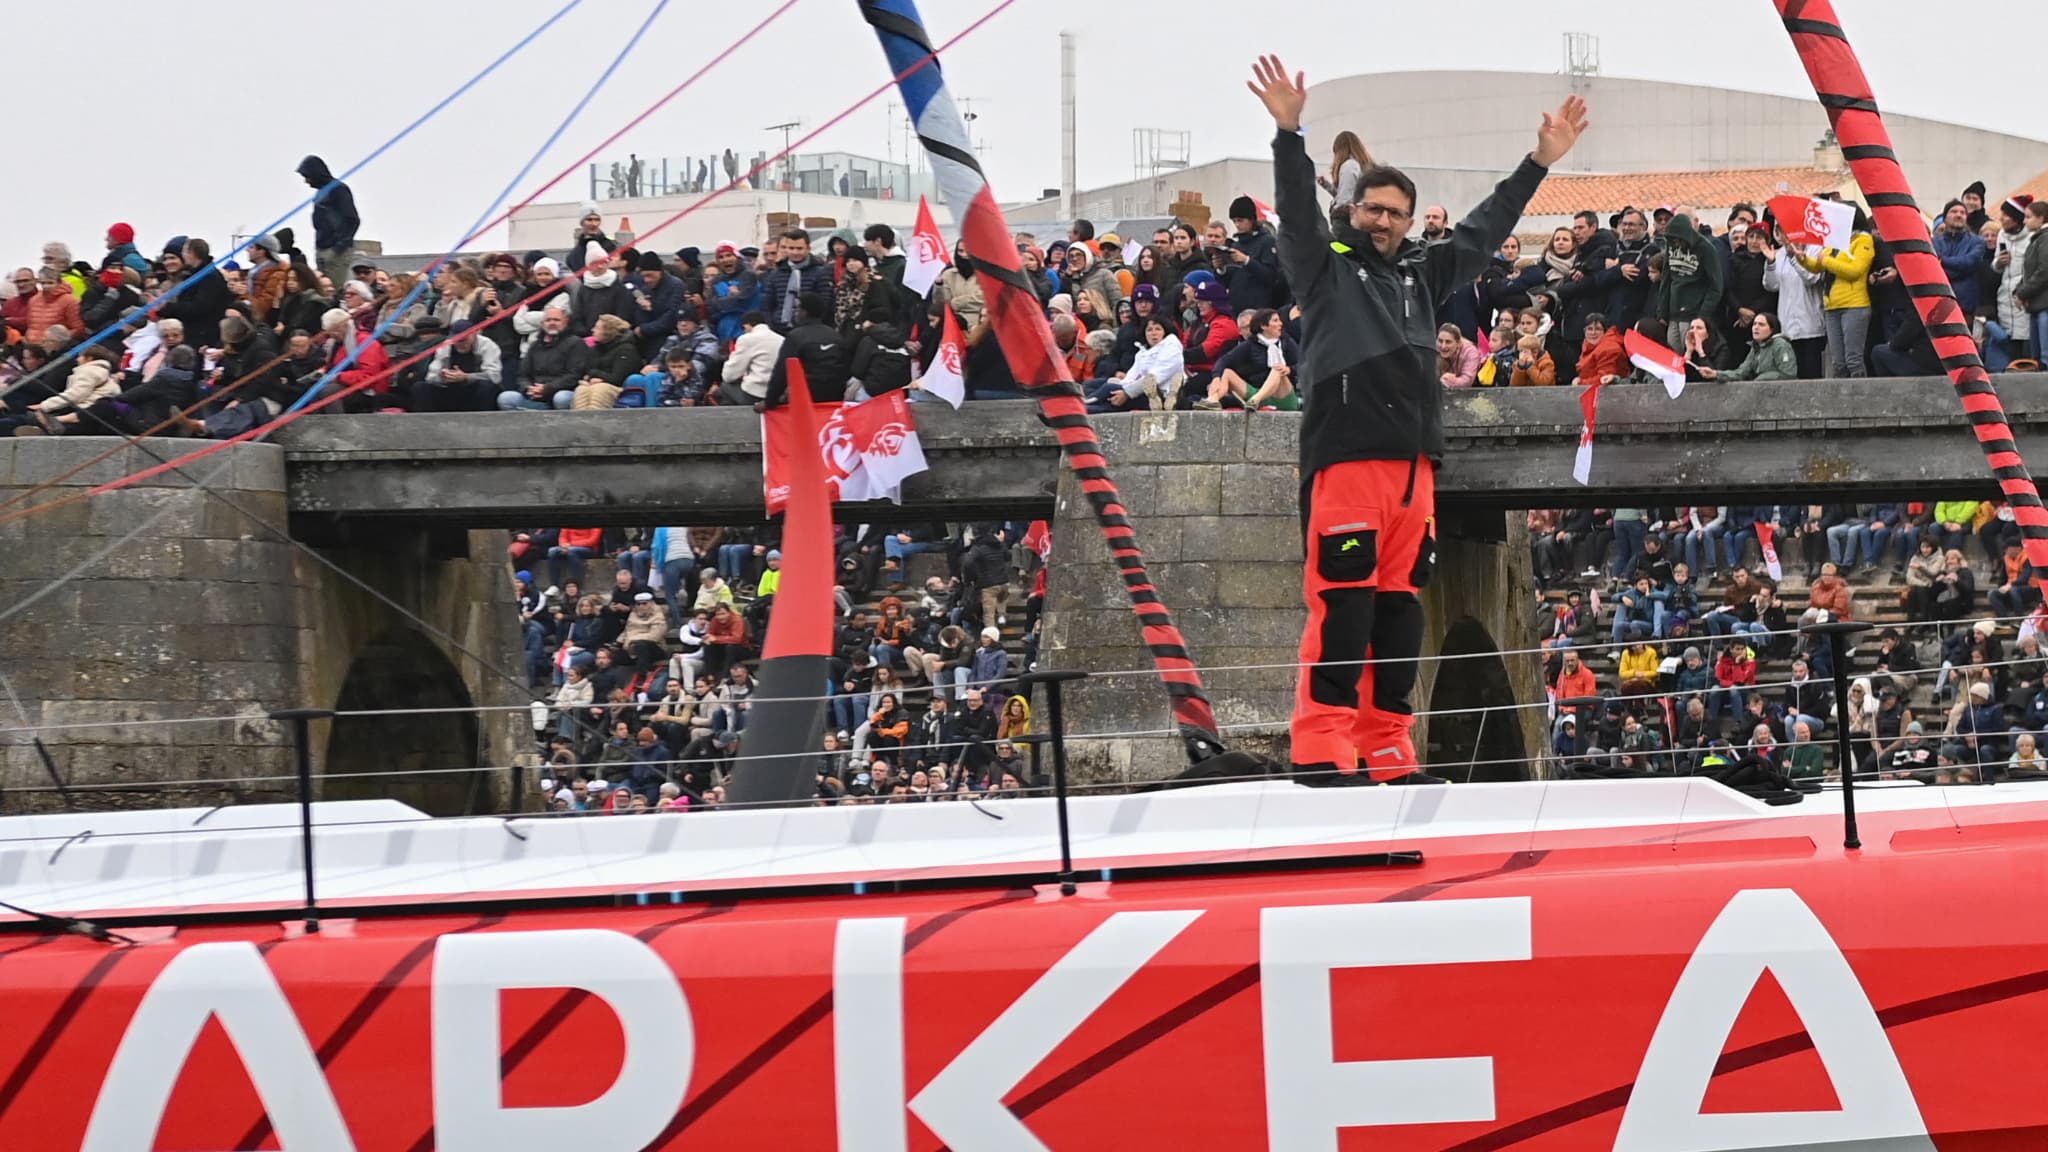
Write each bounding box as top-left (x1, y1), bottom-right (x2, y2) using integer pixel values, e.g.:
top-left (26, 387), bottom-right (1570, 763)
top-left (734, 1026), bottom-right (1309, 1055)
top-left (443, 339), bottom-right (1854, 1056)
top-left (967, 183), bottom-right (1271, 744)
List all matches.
top-left (1532, 94), bottom-right (1590, 167)
top-left (1247, 55), bottom-right (1307, 133)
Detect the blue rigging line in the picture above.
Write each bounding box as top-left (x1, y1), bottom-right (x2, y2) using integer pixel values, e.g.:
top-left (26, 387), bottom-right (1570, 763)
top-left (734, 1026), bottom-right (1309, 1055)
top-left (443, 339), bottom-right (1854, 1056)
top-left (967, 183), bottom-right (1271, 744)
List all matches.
top-left (283, 0), bottom-right (673, 415)
top-left (0, 0), bottom-right (584, 404)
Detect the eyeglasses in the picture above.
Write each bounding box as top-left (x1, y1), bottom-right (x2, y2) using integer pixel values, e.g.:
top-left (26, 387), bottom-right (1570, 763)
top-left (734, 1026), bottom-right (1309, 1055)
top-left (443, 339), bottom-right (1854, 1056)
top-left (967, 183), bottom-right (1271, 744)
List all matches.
top-left (1355, 202), bottom-right (1412, 223)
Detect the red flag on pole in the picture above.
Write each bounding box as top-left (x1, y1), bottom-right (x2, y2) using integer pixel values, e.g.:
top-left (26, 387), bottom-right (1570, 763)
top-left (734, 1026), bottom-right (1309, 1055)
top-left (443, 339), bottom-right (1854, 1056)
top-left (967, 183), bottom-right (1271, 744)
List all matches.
top-left (903, 195), bottom-right (950, 297)
top-left (1755, 520), bottom-right (1783, 582)
top-left (1625, 328), bottom-right (1687, 399)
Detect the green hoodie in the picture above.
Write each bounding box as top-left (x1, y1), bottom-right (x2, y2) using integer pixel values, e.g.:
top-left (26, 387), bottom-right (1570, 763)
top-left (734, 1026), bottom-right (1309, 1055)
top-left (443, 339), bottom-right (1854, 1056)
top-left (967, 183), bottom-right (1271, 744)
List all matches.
top-left (1724, 333), bottom-right (1797, 381)
top-left (1658, 214), bottom-right (1724, 324)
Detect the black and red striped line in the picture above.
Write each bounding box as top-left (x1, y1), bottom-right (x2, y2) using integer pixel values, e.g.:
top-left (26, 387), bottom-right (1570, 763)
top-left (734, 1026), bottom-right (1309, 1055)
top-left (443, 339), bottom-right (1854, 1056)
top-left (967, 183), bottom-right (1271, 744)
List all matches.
top-left (1779, 0), bottom-right (2048, 573)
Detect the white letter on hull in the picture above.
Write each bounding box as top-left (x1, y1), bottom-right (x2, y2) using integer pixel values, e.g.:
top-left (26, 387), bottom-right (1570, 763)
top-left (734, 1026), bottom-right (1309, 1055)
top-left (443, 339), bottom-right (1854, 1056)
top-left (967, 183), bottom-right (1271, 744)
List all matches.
top-left (433, 929), bottom-right (693, 1152)
top-left (1261, 897), bottom-right (1533, 1152)
top-left (1614, 888), bottom-right (1932, 1152)
top-left (83, 942), bottom-right (356, 1151)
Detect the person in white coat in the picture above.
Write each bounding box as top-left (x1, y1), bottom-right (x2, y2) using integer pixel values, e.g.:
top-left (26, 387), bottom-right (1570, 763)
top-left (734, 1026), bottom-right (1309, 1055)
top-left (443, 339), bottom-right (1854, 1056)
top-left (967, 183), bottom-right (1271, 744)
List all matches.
top-left (1084, 317), bottom-right (1183, 412)
top-left (1762, 227), bottom-right (1827, 379)
top-left (720, 309), bottom-right (783, 403)
top-left (1991, 195), bottom-right (2037, 369)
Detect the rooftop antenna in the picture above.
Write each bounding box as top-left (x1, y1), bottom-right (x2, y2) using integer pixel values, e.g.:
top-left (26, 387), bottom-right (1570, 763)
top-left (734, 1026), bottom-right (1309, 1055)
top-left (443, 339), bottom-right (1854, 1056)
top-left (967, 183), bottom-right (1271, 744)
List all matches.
top-left (1060, 31), bottom-right (1077, 222)
top-left (766, 120), bottom-right (802, 216)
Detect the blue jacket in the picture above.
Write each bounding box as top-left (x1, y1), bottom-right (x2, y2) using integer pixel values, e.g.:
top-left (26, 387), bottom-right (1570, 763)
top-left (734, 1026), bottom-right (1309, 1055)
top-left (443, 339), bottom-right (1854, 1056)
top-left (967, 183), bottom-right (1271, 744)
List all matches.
top-left (1933, 227), bottom-right (1986, 314)
top-left (761, 256), bottom-right (833, 333)
top-left (707, 267), bottom-right (759, 344)
top-left (631, 272), bottom-right (689, 355)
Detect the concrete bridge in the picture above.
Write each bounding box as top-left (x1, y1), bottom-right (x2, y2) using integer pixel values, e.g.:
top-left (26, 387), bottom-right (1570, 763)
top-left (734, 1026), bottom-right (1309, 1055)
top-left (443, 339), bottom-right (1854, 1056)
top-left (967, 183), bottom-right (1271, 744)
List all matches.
top-left (273, 376), bottom-right (2034, 526)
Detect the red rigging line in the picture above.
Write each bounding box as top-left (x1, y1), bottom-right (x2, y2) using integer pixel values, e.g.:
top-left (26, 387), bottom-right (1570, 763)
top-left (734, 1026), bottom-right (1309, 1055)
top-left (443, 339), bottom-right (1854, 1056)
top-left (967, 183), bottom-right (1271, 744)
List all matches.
top-left (1777, 0), bottom-right (2048, 574)
top-left (0, 0), bottom-right (1019, 516)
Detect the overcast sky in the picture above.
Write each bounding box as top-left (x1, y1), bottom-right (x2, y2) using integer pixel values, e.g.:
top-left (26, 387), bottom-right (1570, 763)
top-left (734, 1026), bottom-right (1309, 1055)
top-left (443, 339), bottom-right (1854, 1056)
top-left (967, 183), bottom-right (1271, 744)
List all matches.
top-left (7, 0), bottom-right (2034, 263)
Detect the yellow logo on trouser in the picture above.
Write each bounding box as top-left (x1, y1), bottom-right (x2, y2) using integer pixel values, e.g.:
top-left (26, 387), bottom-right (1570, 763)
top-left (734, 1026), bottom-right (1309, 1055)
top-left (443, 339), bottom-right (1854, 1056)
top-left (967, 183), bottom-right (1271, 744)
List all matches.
top-left (1341, 538), bottom-right (1361, 552)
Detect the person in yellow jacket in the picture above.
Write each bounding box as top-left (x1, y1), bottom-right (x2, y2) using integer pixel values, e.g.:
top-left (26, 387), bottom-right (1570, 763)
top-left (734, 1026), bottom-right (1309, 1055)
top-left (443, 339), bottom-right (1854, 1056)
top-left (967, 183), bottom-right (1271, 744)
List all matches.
top-left (1617, 640), bottom-right (1662, 695)
top-left (1793, 203), bottom-right (1875, 378)
top-left (1932, 500), bottom-right (1986, 556)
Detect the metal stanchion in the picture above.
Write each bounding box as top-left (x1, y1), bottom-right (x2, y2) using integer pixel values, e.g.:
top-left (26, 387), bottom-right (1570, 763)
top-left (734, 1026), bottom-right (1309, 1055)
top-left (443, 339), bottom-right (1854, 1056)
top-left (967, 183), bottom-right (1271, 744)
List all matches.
top-left (269, 708), bottom-right (336, 933)
top-left (1019, 670), bottom-right (1089, 896)
top-left (1801, 619), bottom-right (1873, 850)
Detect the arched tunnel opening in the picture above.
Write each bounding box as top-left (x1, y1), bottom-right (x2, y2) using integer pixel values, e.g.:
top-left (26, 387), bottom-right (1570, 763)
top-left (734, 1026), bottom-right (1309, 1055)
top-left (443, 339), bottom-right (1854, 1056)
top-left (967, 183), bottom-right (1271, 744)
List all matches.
top-left (1427, 617), bottom-right (1528, 782)
top-left (326, 625), bottom-right (486, 816)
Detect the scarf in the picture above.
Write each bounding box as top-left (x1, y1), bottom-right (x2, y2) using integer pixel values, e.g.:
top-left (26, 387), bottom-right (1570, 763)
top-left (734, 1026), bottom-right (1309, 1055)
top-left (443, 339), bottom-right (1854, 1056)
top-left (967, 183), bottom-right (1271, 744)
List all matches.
top-left (780, 260), bottom-right (804, 325)
top-left (583, 267), bottom-right (617, 290)
top-left (1259, 333), bottom-right (1284, 369)
top-left (1542, 249), bottom-right (1575, 285)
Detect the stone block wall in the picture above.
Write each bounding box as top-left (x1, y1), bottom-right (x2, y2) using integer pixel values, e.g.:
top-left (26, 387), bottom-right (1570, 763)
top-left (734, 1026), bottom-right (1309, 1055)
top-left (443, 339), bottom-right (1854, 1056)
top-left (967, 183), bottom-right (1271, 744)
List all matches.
top-left (0, 442), bottom-right (301, 809)
top-left (1042, 412), bottom-right (1543, 784)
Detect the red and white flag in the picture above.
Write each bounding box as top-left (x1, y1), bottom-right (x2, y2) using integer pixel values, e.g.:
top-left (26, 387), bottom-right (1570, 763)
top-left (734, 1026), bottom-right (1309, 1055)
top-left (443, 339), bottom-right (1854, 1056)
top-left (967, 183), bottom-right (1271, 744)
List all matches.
top-left (1572, 381), bottom-right (1602, 485)
top-left (1022, 519), bottom-right (1052, 563)
top-left (903, 195), bottom-right (950, 298)
top-left (1253, 197), bottom-right (1280, 227)
top-left (762, 389), bottom-right (929, 514)
top-left (1625, 328), bottom-right (1687, 399)
top-left (1767, 194), bottom-right (1856, 250)
top-left (918, 306), bottom-right (967, 409)
top-left (1754, 520), bottom-right (1783, 582)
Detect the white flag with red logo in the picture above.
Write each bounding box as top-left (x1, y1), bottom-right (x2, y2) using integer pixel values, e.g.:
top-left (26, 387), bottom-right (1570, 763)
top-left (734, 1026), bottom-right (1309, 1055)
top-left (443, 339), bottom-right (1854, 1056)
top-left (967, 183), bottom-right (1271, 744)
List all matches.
top-left (1754, 520), bottom-right (1783, 582)
top-left (1572, 381), bottom-right (1601, 485)
top-left (762, 390), bottom-right (928, 514)
top-left (1625, 328), bottom-right (1687, 399)
top-left (1767, 194), bottom-right (1856, 250)
top-left (1253, 197), bottom-right (1280, 227)
top-left (903, 195), bottom-right (950, 298)
top-left (918, 306), bottom-right (967, 409)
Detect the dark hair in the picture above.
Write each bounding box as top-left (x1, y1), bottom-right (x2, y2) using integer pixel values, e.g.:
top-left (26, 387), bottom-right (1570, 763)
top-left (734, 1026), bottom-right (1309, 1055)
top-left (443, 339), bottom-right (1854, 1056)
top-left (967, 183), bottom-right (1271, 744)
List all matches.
top-left (183, 237), bottom-right (211, 263)
top-left (797, 292), bottom-right (831, 322)
top-left (741, 309), bottom-right (769, 328)
top-left (863, 223), bottom-right (895, 246)
top-left (1173, 222), bottom-right (1200, 244)
top-left (664, 347), bottom-right (696, 366)
top-left (1852, 204), bottom-right (1873, 232)
top-left (1573, 210), bottom-right (1600, 229)
top-left (1619, 207), bottom-right (1648, 228)
top-left (1355, 165), bottom-right (1417, 212)
top-left (1071, 218), bottom-right (1095, 241)
top-left (1751, 311), bottom-right (1780, 338)
top-left (1728, 202), bottom-right (1758, 223)
top-left (1583, 312), bottom-right (1609, 331)
top-left (1248, 308), bottom-right (1280, 335)
top-left (779, 227), bottom-right (809, 244)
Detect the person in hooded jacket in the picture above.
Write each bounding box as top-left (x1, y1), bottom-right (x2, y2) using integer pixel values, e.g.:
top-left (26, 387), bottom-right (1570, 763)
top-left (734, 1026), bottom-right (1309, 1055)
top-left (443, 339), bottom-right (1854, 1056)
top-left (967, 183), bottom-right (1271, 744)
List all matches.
top-left (567, 242), bottom-right (637, 338)
top-left (1062, 243), bottom-right (1123, 309)
top-left (100, 223), bottom-right (150, 278)
top-left (1252, 54), bottom-right (1582, 783)
top-left (296, 156), bottom-right (360, 291)
top-left (1657, 213), bottom-right (1724, 353)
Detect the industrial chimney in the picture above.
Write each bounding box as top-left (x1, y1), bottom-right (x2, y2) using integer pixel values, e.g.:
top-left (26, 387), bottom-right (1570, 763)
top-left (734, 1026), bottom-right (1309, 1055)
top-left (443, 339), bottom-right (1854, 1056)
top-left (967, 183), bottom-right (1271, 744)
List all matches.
top-left (1060, 31), bottom-right (1077, 221)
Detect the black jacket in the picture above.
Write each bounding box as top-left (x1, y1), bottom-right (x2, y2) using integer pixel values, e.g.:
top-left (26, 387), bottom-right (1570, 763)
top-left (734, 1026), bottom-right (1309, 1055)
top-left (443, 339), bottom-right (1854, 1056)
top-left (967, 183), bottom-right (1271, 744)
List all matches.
top-left (220, 326), bottom-right (293, 408)
top-left (761, 256), bottom-right (833, 333)
top-left (1223, 226), bottom-right (1284, 313)
top-left (1271, 129), bottom-right (1545, 473)
top-left (1556, 228), bottom-right (1618, 335)
top-left (521, 330), bottom-right (592, 398)
top-left (585, 335), bottom-right (642, 387)
top-left (849, 323), bottom-right (913, 394)
top-left (568, 279), bottom-right (637, 339)
top-left (297, 156), bottom-right (360, 252)
top-left (763, 320), bottom-right (850, 406)
top-left (157, 268), bottom-right (231, 349)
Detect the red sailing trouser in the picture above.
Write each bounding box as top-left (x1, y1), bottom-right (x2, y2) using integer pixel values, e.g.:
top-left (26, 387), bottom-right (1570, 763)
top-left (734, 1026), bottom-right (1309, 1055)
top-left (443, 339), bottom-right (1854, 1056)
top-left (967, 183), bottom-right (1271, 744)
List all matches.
top-left (1291, 456), bottom-right (1437, 780)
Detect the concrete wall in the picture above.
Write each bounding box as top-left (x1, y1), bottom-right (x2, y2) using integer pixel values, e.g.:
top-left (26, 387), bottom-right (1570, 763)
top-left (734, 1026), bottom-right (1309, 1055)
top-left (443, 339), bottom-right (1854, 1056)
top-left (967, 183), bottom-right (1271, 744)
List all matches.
top-left (1040, 413), bottom-right (1542, 784)
top-left (1304, 71), bottom-right (2048, 217)
top-left (0, 442), bottom-right (525, 814)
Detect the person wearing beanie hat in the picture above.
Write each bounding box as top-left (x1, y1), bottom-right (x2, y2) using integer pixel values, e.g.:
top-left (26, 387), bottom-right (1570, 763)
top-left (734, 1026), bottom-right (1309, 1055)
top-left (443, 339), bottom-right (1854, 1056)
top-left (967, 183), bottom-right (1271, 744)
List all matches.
top-left (100, 223), bottom-right (148, 278)
top-left (242, 234), bottom-right (287, 326)
top-left (629, 248), bottom-right (686, 359)
top-left (1246, 55), bottom-right (1586, 785)
top-left (1962, 180), bottom-right (1989, 232)
top-left (565, 204), bottom-right (615, 273)
top-left (1992, 193), bottom-right (2038, 368)
top-left (1223, 192), bottom-right (1285, 313)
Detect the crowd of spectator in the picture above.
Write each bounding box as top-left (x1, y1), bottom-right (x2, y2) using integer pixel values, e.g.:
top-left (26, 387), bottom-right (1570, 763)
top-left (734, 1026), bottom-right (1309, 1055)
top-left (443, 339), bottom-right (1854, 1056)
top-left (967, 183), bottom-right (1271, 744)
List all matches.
top-left (511, 517), bottom-right (1048, 813)
top-left (1529, 500), bottom-right (2048, 788)
top-left (4, 151), bottom-right (2037, 440)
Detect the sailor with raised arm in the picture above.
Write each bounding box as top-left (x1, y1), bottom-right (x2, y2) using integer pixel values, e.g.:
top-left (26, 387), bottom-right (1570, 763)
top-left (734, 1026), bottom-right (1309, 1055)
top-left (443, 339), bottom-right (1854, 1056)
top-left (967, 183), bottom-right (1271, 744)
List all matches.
top-left (1248, 55), bottom-right (1587, 784)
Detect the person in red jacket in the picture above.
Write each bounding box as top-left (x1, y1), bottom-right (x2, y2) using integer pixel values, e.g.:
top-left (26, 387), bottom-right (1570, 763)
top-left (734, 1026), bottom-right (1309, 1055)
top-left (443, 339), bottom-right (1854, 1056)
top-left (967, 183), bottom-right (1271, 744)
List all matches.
top-left (312, 307), bottom-right (392, 411)
top-left (1181, 278), bottom-right (1241, 402)
top-left (1575, 313), bottom-right (1628, 385)
top-left (1711, 639), bottom-right (1758, 727)
top-left (549, 526), bottom-right (605, 590)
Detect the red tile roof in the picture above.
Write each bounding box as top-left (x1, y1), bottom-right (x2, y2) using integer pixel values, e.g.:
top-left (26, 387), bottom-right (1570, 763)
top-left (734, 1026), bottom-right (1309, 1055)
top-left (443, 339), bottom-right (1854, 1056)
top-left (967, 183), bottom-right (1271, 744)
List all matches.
top-left (1523, 166), bottom-right (1849, 217)
top-left (2006, 167), bottom-right (2048, 205)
